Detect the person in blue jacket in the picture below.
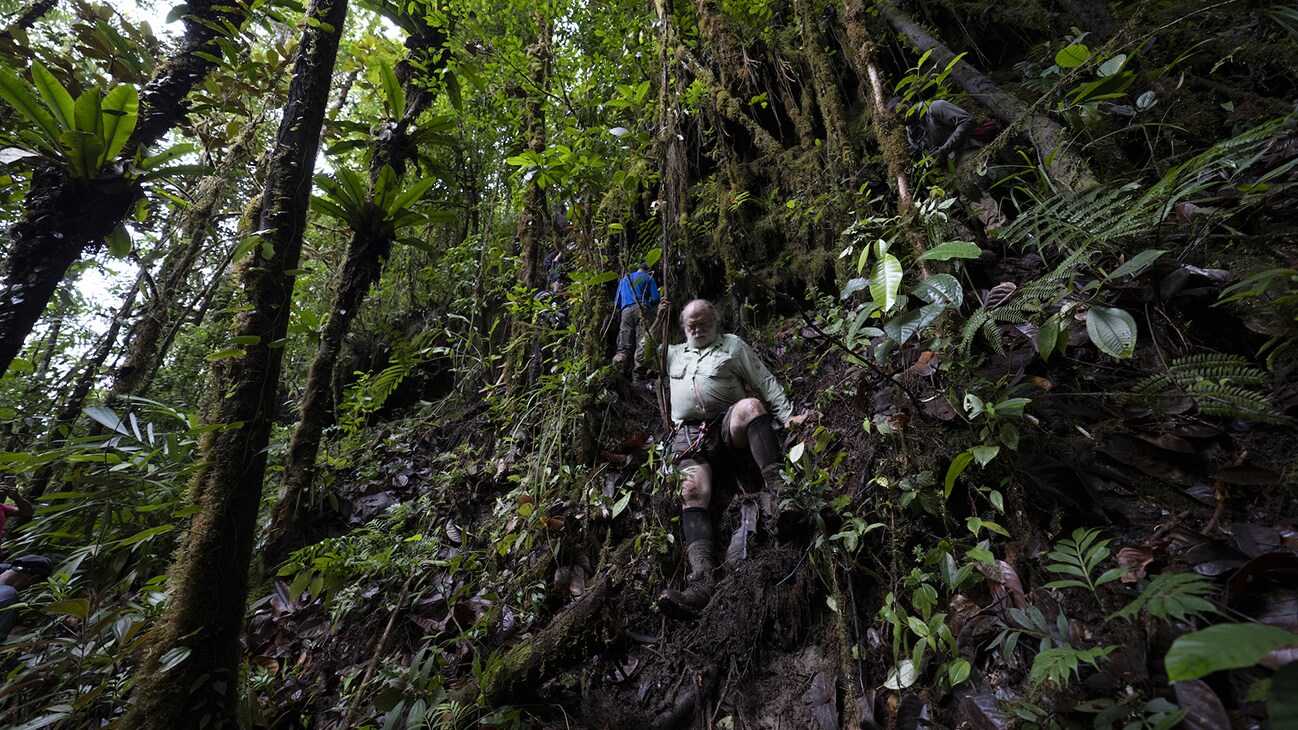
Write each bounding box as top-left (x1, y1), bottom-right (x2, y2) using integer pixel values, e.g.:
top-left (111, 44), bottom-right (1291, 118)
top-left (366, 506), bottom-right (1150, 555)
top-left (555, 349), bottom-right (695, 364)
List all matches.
top-left (611, 262), bottom-right (661, 374)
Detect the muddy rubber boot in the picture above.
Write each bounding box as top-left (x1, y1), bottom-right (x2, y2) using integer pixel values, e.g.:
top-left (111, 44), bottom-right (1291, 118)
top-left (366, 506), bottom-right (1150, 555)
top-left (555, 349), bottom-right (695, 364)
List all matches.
top-left (658, 509), bottom-right (716, 619)
top-left (748, 414), bottom-right (794, 529)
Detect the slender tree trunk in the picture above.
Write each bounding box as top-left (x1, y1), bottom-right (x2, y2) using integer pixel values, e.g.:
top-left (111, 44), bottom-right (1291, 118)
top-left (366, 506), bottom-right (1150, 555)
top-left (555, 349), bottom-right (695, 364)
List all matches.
top-left (26, 274), bottom-right (143, 498)
top-left (0, 0), bottom-right (249, 377)
top-left (123, 0), bottom-right (348, 724)
top-left (841, 0), bottom-right (930, 271)
top-left (108, 120), bottom-right (262, 403)
top-left (501, 9), bottom-right (552, 394)
top-left (273, 14), bottom-right (449, 546)
top-left (875, 0), bottom-right (1099, 194)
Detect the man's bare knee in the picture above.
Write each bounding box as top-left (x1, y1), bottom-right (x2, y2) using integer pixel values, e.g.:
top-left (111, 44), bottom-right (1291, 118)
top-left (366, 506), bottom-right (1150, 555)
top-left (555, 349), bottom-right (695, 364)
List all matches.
top-left (730, 398), bottom-right (767, 431)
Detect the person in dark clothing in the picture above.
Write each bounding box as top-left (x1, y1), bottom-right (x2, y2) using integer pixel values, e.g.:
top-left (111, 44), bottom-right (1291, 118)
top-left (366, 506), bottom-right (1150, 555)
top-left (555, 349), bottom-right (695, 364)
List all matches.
top-left (0, 480), bottom-right (46, 641)
top-left (895, 97), bottom-right (1009, 233)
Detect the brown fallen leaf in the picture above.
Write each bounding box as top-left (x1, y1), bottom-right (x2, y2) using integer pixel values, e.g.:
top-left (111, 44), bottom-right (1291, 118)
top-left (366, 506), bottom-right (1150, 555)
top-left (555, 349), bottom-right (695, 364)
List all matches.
top-left (1117, 545), bottom-right (1156, 583)
top-left (985, 282), bottom-right (1017, 309)
top-left (1174, 680), bottom-right (1230, 730)
top-left (1212, 465), bottom-right (1282, 486)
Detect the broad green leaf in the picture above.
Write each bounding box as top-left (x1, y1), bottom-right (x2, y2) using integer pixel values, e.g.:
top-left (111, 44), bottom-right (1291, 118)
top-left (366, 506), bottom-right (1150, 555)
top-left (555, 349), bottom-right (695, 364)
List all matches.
top-left (389, 176), bottom-right (438, 213)
top-left (205, 348), bottom-right (247, 361)
top-left (1055, 44), bottom-right (1091, 68)
top-left (870, 253), bottom-right (903, 312)
top-left (59, 129), bottom-right (102, 179)
top-left (1165, 623), bottom-right (1298, 681)
top-left (0, 68), bottom-right (60, 143)
top-left (443, 70), bottom-right (462, 111)
top-left (1106, 249), bottom-right (1167, 280)
top-left (971, 445), bottom-right (1000, 466)
top-left (1098, 54), bottom-right (1127, 77)
top-left (1037, 314), bottom-right (1060, 361)
top-left (945, 451), bottom-right (974, 498)
top-left (100, 85), bottom-right (138, 163)
top-left (31, 63), bottom-right (74, 132)
top-left (919, 240), bottom-right (982, 261)
top-left (106, 223), bottom-right (131, 258)
top-left (373, 164), bottom-right (397, 212)
top-left (911, 274), bottom-right (963, 306)
top-left (44, 599), bottom-right (90, 620)
top-left (1086, 306), bottom-right (1138, 358)
top-left (948, 659), bottom-right (971, 687)
top-left (310, 196), bottom-right (354, 225)
top-left (645, 247), bottom-right (662, 267)
top-left (138, 142), bottom-right (196, 170)
top-left (72, 87), bottom-right (102, 138)
top-left (882, 303), bottom-right (944, 344)
top-left (334, 167), bottom-right (367, 210)
top-left (379, 59), bottom-right (404, 118)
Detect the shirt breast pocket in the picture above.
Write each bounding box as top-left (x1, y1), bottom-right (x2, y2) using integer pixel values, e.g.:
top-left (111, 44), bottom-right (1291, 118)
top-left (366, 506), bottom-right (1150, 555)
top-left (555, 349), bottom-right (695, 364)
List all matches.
top-left (694, 357), bottom-right (727, 380)
top-left (669, 360), bottom-right (687, 379)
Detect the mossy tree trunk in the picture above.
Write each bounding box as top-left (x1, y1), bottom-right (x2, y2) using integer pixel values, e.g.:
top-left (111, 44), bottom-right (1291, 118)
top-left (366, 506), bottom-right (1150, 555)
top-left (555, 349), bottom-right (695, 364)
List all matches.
top-left (108, 119), bottom-right (263, 404)
top-left (501, 8), bottom-right (552, 395)
top-left (122, 0), bottom-right (348, 725)
top-left (274, 14), bottom-right (449, 549)
top-left (0, 0), bottom-right (250, 376)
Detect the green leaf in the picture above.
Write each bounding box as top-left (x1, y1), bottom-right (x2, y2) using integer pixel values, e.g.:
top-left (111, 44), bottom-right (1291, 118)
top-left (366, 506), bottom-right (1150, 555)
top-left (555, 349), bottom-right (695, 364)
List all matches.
top-left (388, 176), bottom-right (437, 214)
top-left (379, 59), bottom-right (404, 118)
top-left (948, 658), bottom-right (971, 687)
top-left (971, 445), bottom-right (1000, 466)
top-left (106, 223), bottom-right (131, 257)
top-left (205, 348), bottom-right (247, 361)
top-left (1097, 54), bottom-right (1127, 77)
top-left (373, 164), bottom-right (397, 212)
top-left (1037, 314), bottom-right (1059, 361)
top-left (645, 247), bottom-right (662, 267)
top-left (30, 63), bottom-right (74, 132)
top-left (83, 405), bottom-right (130, 436)
top-left (59, 130), bottom-right (102, 179)
top-left (1164, 623), bottom-right (1298, 681)
top-left (883, 303), bottom-right (945, 345)
top-left (870, 253), bottom-right (903, 312)
top-left (1086, 306), bottom-right (1138, 358)
top-left (1106, 249), bottom-right (1167, 280)
top-left (911, 274), bottom-right (963, 307)
top-left (945, 451), bottom-right (974, 498)
top-left (137, 142), bottom-right (196, 170)
top-left (116, 524), bottom-right (175, 546)
top-left (919, 240), bottom-right (982, 261)
top-left (44, 598), bottom-right (90, 620)
top-left (100, 85), bottom-right (138, 163)
top-left (0, 68), bottom-right (60, 144)
top-left (1055, 44), bottom-right (1091, 68)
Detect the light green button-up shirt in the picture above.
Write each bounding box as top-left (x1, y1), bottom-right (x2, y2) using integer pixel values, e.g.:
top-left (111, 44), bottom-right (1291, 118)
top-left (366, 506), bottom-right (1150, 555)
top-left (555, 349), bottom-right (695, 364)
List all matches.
top-left (667, 333), bottom-right (794, 425)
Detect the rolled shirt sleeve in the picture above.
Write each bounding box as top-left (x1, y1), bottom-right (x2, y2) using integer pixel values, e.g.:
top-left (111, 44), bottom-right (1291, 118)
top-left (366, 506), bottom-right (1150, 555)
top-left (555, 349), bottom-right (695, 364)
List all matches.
top-left (734, 338), bottom-right (794, 424)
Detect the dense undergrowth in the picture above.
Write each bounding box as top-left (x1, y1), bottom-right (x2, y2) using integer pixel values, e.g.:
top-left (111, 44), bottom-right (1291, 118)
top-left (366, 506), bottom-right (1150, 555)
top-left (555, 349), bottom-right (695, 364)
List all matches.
top-left (0, 0), bottom-right (1296, 728)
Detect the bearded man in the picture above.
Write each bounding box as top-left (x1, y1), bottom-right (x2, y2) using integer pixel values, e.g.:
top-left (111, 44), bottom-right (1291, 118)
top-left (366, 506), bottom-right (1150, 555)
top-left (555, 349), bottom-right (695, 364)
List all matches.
top-left (656, 298), bottom-right (801, 618)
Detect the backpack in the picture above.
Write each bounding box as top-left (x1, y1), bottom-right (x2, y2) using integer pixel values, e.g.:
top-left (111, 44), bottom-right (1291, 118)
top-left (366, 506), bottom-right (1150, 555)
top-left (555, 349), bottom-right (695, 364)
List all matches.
top-left (970, 119), bottom-right (1002, 144)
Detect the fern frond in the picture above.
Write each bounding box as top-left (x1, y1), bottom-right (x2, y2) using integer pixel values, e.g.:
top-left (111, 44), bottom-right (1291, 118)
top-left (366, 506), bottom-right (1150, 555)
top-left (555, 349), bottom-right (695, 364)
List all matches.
top-left (1109, 572), bottom-right (1220, 624)
top-left (1134, 354), bottom-right (1270, 393)
top-left (1189, 382), bottom-right (1285, 423)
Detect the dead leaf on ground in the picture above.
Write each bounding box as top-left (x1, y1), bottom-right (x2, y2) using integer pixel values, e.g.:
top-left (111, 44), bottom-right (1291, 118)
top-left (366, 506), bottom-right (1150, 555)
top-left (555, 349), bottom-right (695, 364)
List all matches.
top-left (805, 671), bottom-right (839, 730)
top-left (1174, 679), bottom-right (1230, 730)
top-left (1117, 545), bottom-right (1156, 583)
top-left (985, 282), bottom-right (1017, 309)
top-left (605, 655), bottom-right (640, 683)
top-left (1212, 465), bottom-right (1282, 486)
top-left (922, 396), bottom-right (958, 421)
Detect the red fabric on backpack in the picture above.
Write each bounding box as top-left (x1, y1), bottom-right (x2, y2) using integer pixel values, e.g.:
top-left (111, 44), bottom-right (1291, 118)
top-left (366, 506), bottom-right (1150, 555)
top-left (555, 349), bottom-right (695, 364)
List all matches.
top-left (971, 119), bottom-right (1002, 144)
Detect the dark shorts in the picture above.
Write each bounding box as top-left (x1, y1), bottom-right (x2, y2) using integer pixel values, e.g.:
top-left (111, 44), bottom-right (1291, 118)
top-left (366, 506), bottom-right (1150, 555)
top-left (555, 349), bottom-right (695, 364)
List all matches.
top-left (670, 405), bottom-right (738, 466)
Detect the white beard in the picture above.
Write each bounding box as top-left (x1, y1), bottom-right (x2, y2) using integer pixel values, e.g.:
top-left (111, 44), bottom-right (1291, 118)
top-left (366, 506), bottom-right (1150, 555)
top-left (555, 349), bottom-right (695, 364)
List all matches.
top-left (685, 327), bottom-right (717, 349)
